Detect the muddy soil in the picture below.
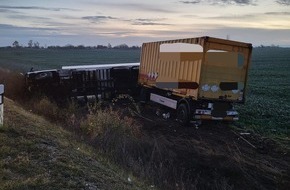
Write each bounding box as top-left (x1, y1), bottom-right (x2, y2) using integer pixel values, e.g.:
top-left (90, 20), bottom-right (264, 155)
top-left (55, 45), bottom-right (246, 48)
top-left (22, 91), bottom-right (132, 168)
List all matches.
top-left (128, 103), bottom-right (290, 190)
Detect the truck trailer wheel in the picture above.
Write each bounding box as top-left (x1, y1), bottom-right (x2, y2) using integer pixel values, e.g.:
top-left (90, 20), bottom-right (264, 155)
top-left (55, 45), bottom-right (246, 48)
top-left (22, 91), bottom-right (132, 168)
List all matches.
top-left (177, 103), bottom-right (190, 126)
top-left (140, 87), bottom-right (149, 103)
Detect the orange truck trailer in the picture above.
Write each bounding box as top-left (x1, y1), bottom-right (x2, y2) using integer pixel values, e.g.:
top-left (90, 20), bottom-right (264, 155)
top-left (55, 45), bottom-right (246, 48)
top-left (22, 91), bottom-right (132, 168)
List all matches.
top-left (138, 36), bottom-right (252, 124)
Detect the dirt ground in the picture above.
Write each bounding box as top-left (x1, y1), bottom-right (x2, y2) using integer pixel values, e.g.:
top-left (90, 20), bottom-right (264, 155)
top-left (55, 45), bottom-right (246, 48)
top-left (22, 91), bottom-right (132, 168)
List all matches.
top-left (130, 103), bottom-right (290, 190)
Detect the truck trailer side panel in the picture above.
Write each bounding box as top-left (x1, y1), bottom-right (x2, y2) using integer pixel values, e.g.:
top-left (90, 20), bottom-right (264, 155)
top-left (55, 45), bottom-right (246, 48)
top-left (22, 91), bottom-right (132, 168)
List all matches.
top-left (139, 38), bottom-right (204, 100)
top-left (139, 36), bottom-right (252, 103)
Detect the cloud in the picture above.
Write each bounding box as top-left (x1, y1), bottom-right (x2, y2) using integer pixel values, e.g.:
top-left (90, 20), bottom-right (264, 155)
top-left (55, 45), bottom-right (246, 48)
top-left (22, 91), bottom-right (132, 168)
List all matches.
top-left (184, 11), bottom-right (290, 20)
top-left (0, 24), bottom-right (59, 32)
top-left (131, 18), bottom-right (171, 26)
top-left (93, 31), bottom-right (136, 36)
top-left (179, 0), bottom-right (256, 6)
top-left (179, 1), bottom-right (201, 4)
top-left (91, 2), bottom-right (176, 13)
top-left (132, 22), bottom-right (170, 26)
top-left (0, 24), bottom-right (61, 41)
top-left (126, 4), bottom-right (175, 13)
top-left (82, 16), bottom-right (171, 26)
top-left (0, 5), bottom-right (77, 11)
top-left (265, 11), bottom-right (290, 15)
top-left (204, 14), bottom-right (256, 19)
top-left (7, 15), bottom-right (50, 21)
top-left (226, 0), bottom-right (255, 5)
top-left (43, 21), bottom-right (77, 27)
top-left (82, 16), bottom-right (117, 23)
top-left (0, 8), bottom-right (20, 13)
top-left (276, 0), bottom-right (290, 5)
top-left (207, 27), bottom-right (290, 46)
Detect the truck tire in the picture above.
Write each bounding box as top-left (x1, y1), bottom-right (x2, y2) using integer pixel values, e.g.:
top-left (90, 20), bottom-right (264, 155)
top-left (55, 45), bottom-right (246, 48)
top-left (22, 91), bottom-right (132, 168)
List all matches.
top-left (140, 87), bottom-right (149, 103)
top-left (35, 72), bottom-right (53, 80)
top-left (177, 103), bottom-right (190, 126)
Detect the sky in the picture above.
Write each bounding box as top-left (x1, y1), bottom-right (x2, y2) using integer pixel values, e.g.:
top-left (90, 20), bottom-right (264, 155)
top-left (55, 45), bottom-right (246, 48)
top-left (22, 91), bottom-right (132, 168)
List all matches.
top-left (0, 0), bottom-right (290, 47)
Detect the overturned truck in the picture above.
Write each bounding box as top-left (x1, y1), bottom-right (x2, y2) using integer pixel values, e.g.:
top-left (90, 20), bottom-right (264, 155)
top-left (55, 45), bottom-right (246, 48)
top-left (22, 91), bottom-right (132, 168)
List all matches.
top-left (25, 63), bottom-right (140, 101)
top-left (25, 36), bottom-right (252, 123)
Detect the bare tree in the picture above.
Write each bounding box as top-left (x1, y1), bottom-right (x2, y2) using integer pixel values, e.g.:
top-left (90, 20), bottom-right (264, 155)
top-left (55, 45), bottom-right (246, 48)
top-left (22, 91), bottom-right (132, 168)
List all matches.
top-left (12, 41), bottom-right (20, 48)
top-left (33, 41), bottom-right (40, 48)
top-left (28, 40), bottom-right (33, 48)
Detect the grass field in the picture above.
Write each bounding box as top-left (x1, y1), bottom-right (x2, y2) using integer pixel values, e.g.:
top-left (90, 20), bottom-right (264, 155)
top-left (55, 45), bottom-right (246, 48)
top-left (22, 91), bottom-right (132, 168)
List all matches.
top-left (0, 48), bottom-right (141, 72)
top-left (237, 47), bottom-right (290, 137)
top-left (0, 47), bottom-right (289, 137)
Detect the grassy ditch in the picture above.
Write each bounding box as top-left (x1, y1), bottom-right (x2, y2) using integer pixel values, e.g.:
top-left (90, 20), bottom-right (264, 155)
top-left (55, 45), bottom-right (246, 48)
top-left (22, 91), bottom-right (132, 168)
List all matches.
top-left (26, 96), bottom-right (238, 190)
top-left (23, 96), bottom-right (290, 190)
top-left (0, 98), bottom-right (148, 190)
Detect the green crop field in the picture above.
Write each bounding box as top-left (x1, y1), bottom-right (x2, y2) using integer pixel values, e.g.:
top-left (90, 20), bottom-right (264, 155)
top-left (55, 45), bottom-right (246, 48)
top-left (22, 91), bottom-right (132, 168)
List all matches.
top-left (0, 48), bottom-right (141, 72)
top-left (237, 47), bottom-right (290, 137)
top-left (0, 47), bottom-right (289, 137)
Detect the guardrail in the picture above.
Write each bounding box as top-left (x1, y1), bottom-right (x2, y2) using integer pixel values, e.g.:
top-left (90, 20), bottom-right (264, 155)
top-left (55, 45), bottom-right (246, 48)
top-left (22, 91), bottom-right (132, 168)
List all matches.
top-left (0, 84), bottom-right (4, 126)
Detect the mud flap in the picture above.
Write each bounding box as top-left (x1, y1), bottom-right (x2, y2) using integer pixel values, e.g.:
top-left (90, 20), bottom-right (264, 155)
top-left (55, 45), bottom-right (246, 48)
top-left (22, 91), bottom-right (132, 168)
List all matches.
top-left (211, 102), bottom-right (231, 118)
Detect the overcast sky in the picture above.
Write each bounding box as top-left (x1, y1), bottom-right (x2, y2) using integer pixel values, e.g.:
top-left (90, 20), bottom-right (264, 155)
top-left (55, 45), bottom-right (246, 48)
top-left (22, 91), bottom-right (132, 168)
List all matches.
top-left (0, 0), bottom-right (290, 47)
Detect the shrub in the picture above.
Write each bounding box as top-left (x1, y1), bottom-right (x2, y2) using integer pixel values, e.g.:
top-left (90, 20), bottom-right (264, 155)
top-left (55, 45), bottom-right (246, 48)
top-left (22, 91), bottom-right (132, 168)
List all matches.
top-left (31, 97), bottom-right (64, 122)
top-left (0, 68), bottom-right (26, 101)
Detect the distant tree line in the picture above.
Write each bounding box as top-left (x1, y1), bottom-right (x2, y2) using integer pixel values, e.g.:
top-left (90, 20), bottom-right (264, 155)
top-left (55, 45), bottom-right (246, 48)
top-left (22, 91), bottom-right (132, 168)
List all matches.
top-left (256, 44), bottom-right (280, 48)
top-left (3, 40), bottom-right (140, 50)
top-left (47, 43), bottom-right (140, 50)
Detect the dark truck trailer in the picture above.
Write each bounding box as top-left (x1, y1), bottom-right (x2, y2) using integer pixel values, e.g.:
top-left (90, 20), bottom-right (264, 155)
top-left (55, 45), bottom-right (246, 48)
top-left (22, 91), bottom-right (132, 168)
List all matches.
top-left (138, 36), bottom-right (252, 124)
top-left (25, 63), bottom-right (140, 101)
